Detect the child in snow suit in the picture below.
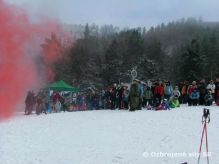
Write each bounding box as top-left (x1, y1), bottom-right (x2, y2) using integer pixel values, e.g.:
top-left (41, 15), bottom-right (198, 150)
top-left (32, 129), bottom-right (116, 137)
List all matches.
top-left (157, 99), bottom-right (170, 110)
top-left (189, 88), bottom-right (200, 106)
top-left (187, 81), bottom-right (197, 106)
top-left (170, 95), bottom-right (180, 108)
top-left (205, 90), bottom-right (213, 106)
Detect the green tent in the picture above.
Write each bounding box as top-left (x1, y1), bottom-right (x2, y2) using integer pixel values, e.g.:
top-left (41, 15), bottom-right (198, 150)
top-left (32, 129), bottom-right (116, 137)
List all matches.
top-left (46, 80), bottom-right (80, 92)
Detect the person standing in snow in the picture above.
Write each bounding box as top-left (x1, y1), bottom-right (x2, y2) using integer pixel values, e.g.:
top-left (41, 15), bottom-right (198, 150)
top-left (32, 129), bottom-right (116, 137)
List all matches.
top-left (128, 79), bottom-right (141, 111)
top-left (25, 91), bottom-right (35, 115)
top-left (111, 83), bottom-right (117, 109)
top-left (179, 81), bottom-right (188, 104)
top-left (54, 99), bottom-right (62, 112)
top-left (206, 80), bottom-right (215, 102)
top-left (172, 85), bottom-right (181, 99)
top-left (123, 86), bottom-right (129, 109)
top-left (205, 89), bottom-right (213, 106)
top-left (142, 85), bottom-right (153, 108)
top-left (154, 81), bottom-right (164, 105)
top-left (198, 79), bottom-right (207, 105)
top-left (52, 91), bottom-right (62, 111)
top-left (215, 78), bottom-right (219, 105)
top-left (117, 84), bottom-right (124, 109)
top-left (164, 81), bottom-right (173, 101)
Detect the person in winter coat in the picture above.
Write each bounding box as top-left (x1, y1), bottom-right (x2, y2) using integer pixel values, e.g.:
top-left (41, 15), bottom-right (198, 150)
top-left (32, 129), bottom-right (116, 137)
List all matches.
top-left (52, 91), bottom-right (62, 111)
top-left (25, 91), bottom-right (35, 115)
top-left (198, 80), bottom-right (207, 105)
top-left (189, 88), bottom-right (200, 106)
top-left (169, 94), bottom-right (180, 108)
top-left (179, 81), bottom-right (188, 104)
top-left (111, 83), bottom-right (117, 109)
top-left (157, 99), bottom-right (170, 110)
top-left (215, 78), bottom-right (219, 105)
top-left (118, 85), bottom-right (125, 109)
top-left (123, 86), bottom-right (129, 109)
top-left (154, 81), bottom-right (164, 105)
top-left (164, 81), bottom-right (173, 101)
top-left (168, 85), bottom-right (180, 108)
top-left (54, 99), bottom-right (62, 112)
top-left (187, 81), bottom-right (197, 106)
top-left (100, 89), bottom-right (105, 109)
top-left (207, 80), bottom-right (215, 100)
top-left (172, 85), bottom-right (181, 98)
top-left (138, 81), bottom-right (144, 110)
top-left (128, 79), bottom-right (140, 111)
top-left (205, 90), bottom-right (213, 106)
top-left (92, 92), bottom-right (99, 110)
top-left (142, 86), bottom-right (153, 108)
top-left (85, 92), bottom-right (93, 110)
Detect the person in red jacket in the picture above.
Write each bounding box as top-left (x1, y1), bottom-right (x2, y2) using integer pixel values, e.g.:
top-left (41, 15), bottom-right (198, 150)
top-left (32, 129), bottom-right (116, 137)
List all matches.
top-left (154, 81), bottom-right (164, 105)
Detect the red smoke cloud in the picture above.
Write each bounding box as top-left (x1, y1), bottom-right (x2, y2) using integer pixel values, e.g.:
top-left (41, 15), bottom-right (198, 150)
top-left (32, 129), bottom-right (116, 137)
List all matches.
top-left (0, 0), bottom-right (71, 120)
top-left (41, 33), bottom-right (63, 81)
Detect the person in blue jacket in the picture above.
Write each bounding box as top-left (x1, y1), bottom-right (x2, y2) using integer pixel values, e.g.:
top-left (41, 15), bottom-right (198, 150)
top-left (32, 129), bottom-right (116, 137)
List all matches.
top-left (189, 88), bottom-right (200, 106)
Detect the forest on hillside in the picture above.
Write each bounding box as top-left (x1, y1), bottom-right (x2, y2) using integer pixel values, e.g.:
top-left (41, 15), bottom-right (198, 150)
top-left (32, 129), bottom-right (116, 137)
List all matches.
top-left (45, 18), bottom-right (219, 88)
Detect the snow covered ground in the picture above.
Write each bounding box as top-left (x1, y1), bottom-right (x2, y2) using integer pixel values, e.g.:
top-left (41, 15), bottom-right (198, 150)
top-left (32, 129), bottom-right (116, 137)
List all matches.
top-left (0, 105), bottom-right (219, 164)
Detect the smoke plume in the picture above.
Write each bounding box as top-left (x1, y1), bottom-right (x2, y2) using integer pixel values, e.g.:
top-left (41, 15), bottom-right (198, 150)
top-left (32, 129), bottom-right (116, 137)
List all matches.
top-left (0, 0), bottom-right (71, 120)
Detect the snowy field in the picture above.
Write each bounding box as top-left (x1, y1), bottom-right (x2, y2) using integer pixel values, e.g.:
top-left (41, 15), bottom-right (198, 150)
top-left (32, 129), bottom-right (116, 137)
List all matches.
top-left (0, 105), bottom-right (219, 164)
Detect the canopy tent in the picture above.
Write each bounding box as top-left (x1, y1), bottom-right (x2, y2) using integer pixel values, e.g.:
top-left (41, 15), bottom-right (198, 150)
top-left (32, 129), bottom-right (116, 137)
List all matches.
top-left (46, 80), bottom-right (80, 92)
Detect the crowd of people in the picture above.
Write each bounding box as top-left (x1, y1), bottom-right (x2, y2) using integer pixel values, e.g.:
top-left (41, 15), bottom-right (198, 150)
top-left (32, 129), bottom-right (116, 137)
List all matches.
top-left (24, 78), bottom-right (219, 115)
top-left (128, 79), bottom-right (219, 111)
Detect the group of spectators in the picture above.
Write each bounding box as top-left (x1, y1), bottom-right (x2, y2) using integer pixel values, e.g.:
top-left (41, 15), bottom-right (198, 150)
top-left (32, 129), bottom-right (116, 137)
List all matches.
top-left (128, 78), bottom-right (219, 111)
top-left (24, 78), bottom-right (219, 114)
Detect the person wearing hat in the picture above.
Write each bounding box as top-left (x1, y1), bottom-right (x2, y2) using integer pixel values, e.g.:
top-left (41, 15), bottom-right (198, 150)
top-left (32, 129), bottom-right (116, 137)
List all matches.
top-left (189, 87), bottom-right (200, 106)
top-left (187, 81), bottom-right (197, 106)
top-left (157, 98), bottom-right (170, 110)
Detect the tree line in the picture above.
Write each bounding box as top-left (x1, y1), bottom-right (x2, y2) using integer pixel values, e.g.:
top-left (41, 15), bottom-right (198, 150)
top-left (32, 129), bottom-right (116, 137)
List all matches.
top-left (46, 18), bottom-right (219, 88)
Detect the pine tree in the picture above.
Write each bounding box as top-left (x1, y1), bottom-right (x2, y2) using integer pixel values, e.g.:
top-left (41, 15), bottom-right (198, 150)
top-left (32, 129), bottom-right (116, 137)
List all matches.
top-left (180, 39), bottom-right (206, 81)
top-left (103, 39), bottom-right (122, 85)
top-left (207, 31), bottom-right (219, 79)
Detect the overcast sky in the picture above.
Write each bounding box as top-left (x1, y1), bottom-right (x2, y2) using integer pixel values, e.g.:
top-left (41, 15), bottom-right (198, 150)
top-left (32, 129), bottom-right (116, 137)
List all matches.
top-left (7, 0), bottom-right (219, 28)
